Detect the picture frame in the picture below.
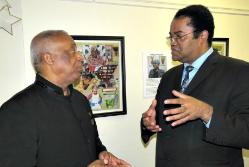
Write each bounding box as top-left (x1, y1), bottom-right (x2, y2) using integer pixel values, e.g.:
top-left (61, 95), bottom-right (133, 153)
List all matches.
top-left (212, 38), bottom-right (229, 56)
top-left (71, 35), bottom-right (126, 118)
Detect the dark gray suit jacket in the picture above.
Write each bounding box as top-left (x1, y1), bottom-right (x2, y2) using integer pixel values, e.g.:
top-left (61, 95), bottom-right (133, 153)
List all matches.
top-left (141, 51), bottom-right (249, 167)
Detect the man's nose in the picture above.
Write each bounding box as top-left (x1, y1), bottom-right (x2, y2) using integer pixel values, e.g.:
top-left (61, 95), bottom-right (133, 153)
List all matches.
top-left (170, 38), bottom-right (177, 46)
top-left (76, 53), bottom-right (84, 62)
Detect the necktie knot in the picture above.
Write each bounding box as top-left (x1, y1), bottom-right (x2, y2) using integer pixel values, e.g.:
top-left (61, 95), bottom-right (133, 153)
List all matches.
top-left (185, 65), bottom-right (194, 73)
top-left (181, 65), bottom-right (194, 92)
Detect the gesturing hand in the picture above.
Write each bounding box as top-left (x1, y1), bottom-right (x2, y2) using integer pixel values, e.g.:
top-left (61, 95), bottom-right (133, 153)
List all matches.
top-left (163, 90), bottom-right (213, 127)
top-left (142, 99), bottom-right (162, 132)
top-left (99, 151), bottom-right (131, 167)
top-left (88, 159), bottom-right (131, 167)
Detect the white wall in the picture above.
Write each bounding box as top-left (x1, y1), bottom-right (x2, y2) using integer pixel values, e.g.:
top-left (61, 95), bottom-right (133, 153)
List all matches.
top-left (0, 0), bottom-right (25, 103)
top-left (1, 0), bottom-right (249, 166)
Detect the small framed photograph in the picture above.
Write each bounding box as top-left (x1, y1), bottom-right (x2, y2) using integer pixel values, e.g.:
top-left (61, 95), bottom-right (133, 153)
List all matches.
top-left (212, 38), bottom-right (229, 56)
top-left (71, 35), bottom-right (126, 118)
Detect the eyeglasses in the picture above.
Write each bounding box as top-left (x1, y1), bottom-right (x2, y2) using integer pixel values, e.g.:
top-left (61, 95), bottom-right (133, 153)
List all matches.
top-left (167, 31), bottom-right (197, 43)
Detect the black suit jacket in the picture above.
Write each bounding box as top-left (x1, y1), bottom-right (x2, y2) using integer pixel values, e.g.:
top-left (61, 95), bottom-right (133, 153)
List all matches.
top-left (141, 51), bottom-right (249, 167)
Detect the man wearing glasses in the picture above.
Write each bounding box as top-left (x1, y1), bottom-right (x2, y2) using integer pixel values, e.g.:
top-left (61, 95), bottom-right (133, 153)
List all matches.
top-left (141, 5), bottom-right (249, 167)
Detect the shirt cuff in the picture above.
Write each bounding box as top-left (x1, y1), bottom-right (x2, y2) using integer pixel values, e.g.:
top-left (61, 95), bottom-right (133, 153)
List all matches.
top-left (204, 116), bottom-right (212, 128)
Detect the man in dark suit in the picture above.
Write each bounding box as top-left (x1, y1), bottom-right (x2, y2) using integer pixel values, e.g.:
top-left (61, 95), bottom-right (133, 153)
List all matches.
top-left (0, 30), bottom-right (131, 167)
top-left (141, 5), bottom-right (249, 167)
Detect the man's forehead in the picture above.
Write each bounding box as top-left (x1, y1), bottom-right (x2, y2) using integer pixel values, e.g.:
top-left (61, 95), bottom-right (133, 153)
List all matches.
top-left (170, 17), bottom-right (193, 33)
top-left (53, 36), bottom-right (75, 48)
top-left (172, 17), bottom-right (191, 26)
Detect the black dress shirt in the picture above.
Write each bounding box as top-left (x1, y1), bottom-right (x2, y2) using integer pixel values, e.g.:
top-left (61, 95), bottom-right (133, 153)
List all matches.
top-left (0, 74), bottom-right (106, 167)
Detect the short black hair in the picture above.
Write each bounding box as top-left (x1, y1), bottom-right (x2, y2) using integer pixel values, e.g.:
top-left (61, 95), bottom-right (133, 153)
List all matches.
top-left (174, 5), bottom-right (215, 47)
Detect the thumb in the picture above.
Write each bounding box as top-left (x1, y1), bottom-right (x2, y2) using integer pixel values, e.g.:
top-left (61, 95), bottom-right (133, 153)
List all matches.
top-left (152, 99), bottom-right (157, 107)
top-left (148, 99), bottom-right (157, 113)
top-left (143, 99), bottom-right (157, 118)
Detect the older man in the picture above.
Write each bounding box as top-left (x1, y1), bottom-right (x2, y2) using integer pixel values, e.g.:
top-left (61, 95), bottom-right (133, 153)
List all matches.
top-left (0, 30), bottom-right (130, 167)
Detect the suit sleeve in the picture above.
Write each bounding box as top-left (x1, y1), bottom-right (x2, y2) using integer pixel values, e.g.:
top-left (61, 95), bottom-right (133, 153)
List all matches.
top-left (140, 118), bottom-right (156, 144)
top-left (204, 63), bottom-right (249, 149)
top-left (140, 75), bottom-right (166, 144)
top-left (0, 101), bottom-right (37, 167)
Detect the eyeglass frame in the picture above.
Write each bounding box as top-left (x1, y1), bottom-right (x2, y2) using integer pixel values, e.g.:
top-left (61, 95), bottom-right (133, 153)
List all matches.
top-left (166, 30), bottom-right (198, 43)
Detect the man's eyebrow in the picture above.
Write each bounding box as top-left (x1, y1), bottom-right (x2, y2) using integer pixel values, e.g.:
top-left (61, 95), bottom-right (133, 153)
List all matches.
top-left (169, 31), bottom-right (183, 35)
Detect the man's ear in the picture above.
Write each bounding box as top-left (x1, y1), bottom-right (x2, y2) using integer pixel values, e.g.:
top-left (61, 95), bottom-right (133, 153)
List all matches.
top-left (42, 53), bottom-right (54, 65)
top-left (200, 30), bottom-right (209, 40)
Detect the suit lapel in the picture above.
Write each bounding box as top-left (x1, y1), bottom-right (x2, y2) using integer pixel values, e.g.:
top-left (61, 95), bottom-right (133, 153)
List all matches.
top-left (174, 64), bottom-right (184, 92)
top-left (184, 51), bottom-right (220, 94)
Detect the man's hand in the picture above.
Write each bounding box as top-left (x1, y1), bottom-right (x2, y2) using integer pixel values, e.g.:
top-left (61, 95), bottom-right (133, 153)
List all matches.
top-left (142, 99), bottom-right (161, 132)
top-left (163, 90), bottom-right (213, 127)
top-left (99, 151), bottom-right (131, 167)
top-left (87, 160), bottom-right (106, 167)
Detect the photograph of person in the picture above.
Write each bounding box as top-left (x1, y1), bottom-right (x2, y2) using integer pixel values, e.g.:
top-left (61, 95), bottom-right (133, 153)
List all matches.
top-left (148, 56), bottom-right (166, 78)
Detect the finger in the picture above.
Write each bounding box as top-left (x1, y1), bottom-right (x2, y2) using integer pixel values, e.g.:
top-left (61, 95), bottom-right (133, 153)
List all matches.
top-left (142, 112), bottom-right (150, 118)
top-left (143, 112), bottom-right (157, 126)
top-left (143, 117), bottom-right (156, 126)
top-left (118, 165), bottom-right (132, 167)
top-left (119, 159), bottom-right (132, 167)
top-left (109, 153), bottom-right (116, 165)
top-left (143, 119), bottom-right (162, 132)
top-left (165, 110), bottom-right (188, 122)
top-left (147, 125), bottom-right (161, 132)
top-left (144, 122), bottom-right (156, 129)
top-left (146, 99), bottom-right (157, 116)
top-left (163, 106), bottom-right (183, 116)
top-left (151, 127), bottom-right (162, 132)
top-left (150, 99), bottom-right (157, 109)
top-left (164, 98), bottom-right (182, 106)
top-left (142, 109), bottom-right (153, 118)
top-left (171, 116), bottom-right (190, 126)
top-left (172, 89), bottom-right (187, 99)
top-left (103, 159), bottom-right (108, 165)
top-left (103, 154), bottom-right (109, 165)
top-left (99, 153), bottom-right (104, 160)
top-left (99, 151), bottom-right (110, 164)
top-left (143, 121), bottom-right (155, 128)
top-left (117, 159), bottom-right (131, 165)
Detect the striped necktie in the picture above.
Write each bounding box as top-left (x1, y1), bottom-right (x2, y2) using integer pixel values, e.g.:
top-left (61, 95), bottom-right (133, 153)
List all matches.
top-left (181, 66), bottom-right (194, 92)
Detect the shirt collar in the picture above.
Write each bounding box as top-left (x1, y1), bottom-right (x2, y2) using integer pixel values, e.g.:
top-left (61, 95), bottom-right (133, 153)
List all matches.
top-left (35, 74), bottom-right (73, 96)
top-left (184, 47), bottom-right (214, 69)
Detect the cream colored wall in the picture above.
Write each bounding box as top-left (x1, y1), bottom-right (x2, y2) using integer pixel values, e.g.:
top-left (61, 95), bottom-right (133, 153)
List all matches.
top-left (1, 0), bottom-right (249, 166)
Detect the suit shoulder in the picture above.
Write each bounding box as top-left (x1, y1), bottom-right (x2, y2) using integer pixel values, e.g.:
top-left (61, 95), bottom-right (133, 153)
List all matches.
top-left (161, 64), bottom-right (182, 78)
top-left (220, 55), bottom-right (248, 65)
top-left (168, 65), bottom-right (182, 72)
top-left (221, 56), bottom-right (249, 71)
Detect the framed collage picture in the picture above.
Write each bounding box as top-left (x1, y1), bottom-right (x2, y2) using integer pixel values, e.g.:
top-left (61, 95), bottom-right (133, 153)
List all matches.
top-left (71, 35), bottom-right (126, 117)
